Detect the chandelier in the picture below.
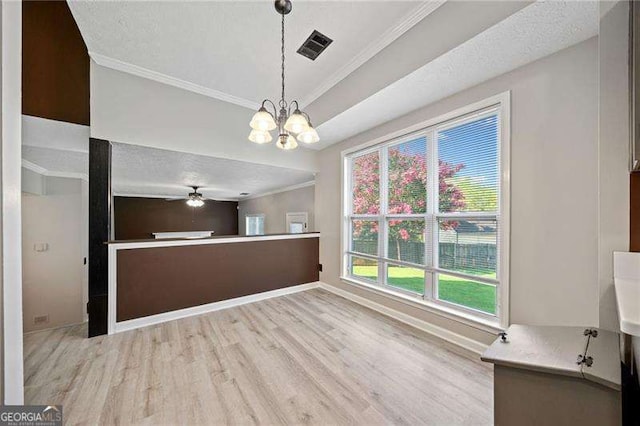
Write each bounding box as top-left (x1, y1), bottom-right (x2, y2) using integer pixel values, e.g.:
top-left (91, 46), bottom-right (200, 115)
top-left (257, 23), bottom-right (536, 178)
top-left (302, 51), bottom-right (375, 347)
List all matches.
top-left (248, 0), bottom-right (319, 150)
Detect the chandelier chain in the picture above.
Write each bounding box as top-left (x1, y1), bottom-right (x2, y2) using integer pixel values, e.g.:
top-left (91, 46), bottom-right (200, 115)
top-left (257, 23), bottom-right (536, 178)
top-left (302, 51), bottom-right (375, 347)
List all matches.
top-left (280, 12), bottom-right (286, 108)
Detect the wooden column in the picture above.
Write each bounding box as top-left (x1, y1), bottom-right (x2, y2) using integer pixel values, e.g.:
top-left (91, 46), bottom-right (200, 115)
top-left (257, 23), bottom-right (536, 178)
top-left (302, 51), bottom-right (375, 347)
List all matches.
top-left (88, 138), bottom-right (111, 337)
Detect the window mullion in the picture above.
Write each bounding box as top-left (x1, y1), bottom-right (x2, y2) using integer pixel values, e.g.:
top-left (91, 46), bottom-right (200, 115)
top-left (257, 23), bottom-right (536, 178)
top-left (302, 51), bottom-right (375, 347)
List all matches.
top-left (379, 147), bottom-right (389, 285)
top-left (343, 156), bottom-right (352, 278)
top-left (424, 130), bottom-right (436, 301)
top-left (430, 129), bottom-right (441, 301)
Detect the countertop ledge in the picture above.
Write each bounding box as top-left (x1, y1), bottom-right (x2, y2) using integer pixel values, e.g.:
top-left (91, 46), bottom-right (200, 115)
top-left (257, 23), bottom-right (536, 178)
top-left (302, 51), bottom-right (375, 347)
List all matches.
top-left (613, 278), bottom-right (640, 336)
top-left (613, 251), bottom-right (640, 337)
top-left (106, 232), bottom-right (320, 245)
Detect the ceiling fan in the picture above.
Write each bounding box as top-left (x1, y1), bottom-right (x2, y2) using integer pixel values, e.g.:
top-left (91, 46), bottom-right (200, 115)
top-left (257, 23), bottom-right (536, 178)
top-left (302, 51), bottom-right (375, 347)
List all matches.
top-left (166, 186), bottom-right (207, 207)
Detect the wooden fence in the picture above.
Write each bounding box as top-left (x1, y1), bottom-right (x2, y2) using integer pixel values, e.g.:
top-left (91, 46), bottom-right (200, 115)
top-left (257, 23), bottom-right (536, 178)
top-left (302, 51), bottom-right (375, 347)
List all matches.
top-left (352, 240), bottom-right (496, 270)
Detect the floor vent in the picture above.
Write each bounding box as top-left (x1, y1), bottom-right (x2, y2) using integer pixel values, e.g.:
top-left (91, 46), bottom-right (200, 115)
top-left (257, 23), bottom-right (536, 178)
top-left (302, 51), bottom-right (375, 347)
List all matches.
top-left (297, 30), bottom-right (333, 61)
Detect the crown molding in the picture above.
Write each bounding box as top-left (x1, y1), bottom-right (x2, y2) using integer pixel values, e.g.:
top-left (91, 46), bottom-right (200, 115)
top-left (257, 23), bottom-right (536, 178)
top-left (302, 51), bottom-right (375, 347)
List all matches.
top-left (89, 52), bottom-right (260, 111)
top-left (22, 159), bottom-right (88, 182)
top-left (21, 159), bottom-right (47, 175)
top-left (298, 0), bottom-right (446, 108)
top-left (242, 180), bottom-right (315, 201)
top-left (45, 171), bottom-right (89, 182)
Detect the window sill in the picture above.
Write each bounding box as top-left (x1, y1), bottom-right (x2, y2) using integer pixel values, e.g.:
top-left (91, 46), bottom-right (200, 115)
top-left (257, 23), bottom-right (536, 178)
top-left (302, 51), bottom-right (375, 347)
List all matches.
top-left (339, 276), bottom-right (504, 334)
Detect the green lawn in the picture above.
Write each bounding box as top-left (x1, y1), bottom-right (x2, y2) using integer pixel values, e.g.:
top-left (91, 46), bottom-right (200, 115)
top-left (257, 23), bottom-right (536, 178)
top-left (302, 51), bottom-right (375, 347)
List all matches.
top-left (353, 265), bottom-right (496, 314)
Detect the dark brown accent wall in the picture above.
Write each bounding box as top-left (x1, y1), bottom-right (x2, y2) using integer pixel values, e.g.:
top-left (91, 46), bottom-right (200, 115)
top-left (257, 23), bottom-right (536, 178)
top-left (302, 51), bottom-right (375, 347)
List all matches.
top-left (114, 197), bottom-right (238, 240)
top-left (116, 237), bottom-right (319, 321)
top-left (22, 1), bottom-right (90, 126)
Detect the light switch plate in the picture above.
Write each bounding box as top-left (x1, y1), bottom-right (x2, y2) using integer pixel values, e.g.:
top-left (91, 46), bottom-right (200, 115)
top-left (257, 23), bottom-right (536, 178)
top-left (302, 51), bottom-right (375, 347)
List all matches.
top-left (34, 243), bottom-right (49, 252)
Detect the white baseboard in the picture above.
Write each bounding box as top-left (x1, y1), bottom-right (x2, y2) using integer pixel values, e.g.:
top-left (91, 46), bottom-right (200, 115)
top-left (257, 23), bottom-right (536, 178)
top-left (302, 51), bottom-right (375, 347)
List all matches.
top-left (23, 320), bottom-right (88, 336)
top-left (318, 282), bottom-right (489, 355)
top-left (113, 282), bottom-right (320, 334)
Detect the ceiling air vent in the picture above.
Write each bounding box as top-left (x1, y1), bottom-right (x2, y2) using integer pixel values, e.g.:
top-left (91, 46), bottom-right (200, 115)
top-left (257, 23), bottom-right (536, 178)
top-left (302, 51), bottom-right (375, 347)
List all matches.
top-left (297, 30), bottom-right (333, 61)
top-left (240, 192), bottom-right (250, 196)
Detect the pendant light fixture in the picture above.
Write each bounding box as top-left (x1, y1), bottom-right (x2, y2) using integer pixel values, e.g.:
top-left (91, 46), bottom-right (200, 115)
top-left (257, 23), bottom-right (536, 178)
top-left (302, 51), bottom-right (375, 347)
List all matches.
top-left (248, 0), bottom-right (319, 150)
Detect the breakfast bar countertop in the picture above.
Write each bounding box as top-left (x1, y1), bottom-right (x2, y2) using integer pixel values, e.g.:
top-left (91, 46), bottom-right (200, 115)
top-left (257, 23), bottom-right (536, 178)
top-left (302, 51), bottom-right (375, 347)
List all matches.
top-left (106, 231), bottom-right (320, 245)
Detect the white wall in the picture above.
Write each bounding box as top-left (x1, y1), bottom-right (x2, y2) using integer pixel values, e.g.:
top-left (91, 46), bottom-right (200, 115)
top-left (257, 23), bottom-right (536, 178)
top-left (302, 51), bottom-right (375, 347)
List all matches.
top-left (238, 184), bottom-right (315, 235)
top-left (22, 176), bottom-right (86, 333)
top-left (1, 0), bottom-right (24, 404)
top-left (598, 0), bottom-right (629, 332)
top-left (21, 167), bottom-right (43, 195)
top-left (91, 62), bottom-right (318, 173)
top-left (43, 175), bottom-right (82, 195)
top-left (316, 38), bottom-right (599, 344)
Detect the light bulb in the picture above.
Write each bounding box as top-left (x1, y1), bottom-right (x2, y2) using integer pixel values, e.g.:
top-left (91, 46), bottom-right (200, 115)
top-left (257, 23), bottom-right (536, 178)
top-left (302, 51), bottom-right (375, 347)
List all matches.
top-left (248, 129), bottom-right (273, 144)
top-left (250, 107), bottom-right (277, 131)
top-left (186, 198), bottom-right (204, 207)
top-left (284, 110), bottom-right (310, 134)
top-left (276, 134), bottom-right (298, 150)
top-left (297, 126), bottom-right (319, 144)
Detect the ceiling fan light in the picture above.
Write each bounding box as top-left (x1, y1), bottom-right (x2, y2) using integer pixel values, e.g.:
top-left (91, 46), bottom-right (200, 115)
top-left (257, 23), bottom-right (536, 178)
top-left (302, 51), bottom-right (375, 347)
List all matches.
top-left (297, 126), bottom-right (319, 144)
top-left (283, 110), bottom-right (309, 134)
top-left (248, 129), bottom-right (273, 144)
top-left (276, 134), bottom-right (298, 150)
top-left (186, 198), bottom-right (204, 208)
top-left (250, 107), bottom-right (277, 131)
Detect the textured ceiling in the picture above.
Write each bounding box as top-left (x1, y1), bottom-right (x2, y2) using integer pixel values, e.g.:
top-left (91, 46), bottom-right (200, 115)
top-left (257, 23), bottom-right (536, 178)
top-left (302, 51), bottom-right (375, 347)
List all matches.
top-left (314, 0), bottom-right (599, 148)
top-left (23, 146), bottom-right (87, 174)
top-left (68, 0), bottom-right (426, 108)
top-left (23, 143), bottom-right (314, 200)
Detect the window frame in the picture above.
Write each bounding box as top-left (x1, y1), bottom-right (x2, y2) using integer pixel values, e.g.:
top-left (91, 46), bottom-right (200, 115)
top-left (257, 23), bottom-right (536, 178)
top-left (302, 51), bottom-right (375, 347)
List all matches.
top-left (245, 213), bottom-right (265, 236)
top-left (340, 92), bottom-right (510, 331)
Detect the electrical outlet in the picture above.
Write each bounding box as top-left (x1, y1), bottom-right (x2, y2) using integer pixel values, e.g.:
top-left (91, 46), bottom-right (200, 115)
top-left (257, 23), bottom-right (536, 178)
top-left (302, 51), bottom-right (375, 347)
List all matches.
top-left (34, 315), bottom-right (49, 325)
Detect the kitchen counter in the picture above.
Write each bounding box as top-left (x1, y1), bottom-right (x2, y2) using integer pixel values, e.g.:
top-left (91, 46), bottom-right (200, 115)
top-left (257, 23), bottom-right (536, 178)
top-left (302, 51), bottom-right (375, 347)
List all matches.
top-left (106, 232), bottom-right (320, 245)
top-left (107, 232), bottom-right (320, 334)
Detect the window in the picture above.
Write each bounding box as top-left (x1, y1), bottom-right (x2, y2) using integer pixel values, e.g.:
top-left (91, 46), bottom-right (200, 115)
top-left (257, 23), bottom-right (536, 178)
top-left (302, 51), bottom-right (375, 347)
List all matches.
top-left (342, 95), bottom-right (509, 327)
top-left (246, 214), bottom-right (265, 236)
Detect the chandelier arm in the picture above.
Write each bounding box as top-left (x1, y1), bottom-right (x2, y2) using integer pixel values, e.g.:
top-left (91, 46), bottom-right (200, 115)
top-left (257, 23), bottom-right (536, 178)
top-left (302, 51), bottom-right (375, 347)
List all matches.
top-left (261, 99), bottom-right (279, 117)
top-left (289, 100), bottom-right (300, 115)
top-left (299, 110), bottom-right (312, 125)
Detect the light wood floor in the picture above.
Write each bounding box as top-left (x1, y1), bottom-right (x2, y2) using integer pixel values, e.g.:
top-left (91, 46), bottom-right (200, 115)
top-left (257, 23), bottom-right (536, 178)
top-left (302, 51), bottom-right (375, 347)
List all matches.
top-left (24, 288), bottom-right (493, 425)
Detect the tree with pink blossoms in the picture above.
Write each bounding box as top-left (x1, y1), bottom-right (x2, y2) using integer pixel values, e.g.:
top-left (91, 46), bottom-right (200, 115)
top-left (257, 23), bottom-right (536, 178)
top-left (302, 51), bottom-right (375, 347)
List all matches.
top-left (352, 146), bottom-right (466, 262)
